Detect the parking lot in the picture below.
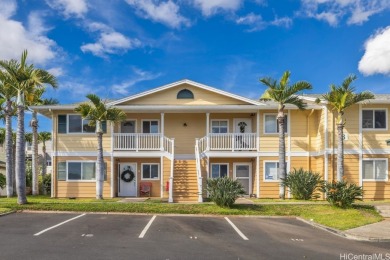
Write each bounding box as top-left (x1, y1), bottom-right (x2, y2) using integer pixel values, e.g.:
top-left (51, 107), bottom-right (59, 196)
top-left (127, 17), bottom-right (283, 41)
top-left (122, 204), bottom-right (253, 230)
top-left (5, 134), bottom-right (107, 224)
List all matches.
top-left (0, 213), bottom-right (389, 260)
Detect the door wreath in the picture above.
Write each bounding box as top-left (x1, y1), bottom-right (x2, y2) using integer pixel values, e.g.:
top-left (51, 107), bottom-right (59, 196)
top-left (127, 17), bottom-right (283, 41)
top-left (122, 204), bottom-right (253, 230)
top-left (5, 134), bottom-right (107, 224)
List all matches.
top-left (121, 168), bottom-right (135, 183)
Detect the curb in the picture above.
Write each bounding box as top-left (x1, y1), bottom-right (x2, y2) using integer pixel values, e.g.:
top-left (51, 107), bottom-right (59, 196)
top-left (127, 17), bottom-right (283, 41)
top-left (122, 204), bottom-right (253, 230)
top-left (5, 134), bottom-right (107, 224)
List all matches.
top-left (0, 210), bottom-right (16, 217)
top-left (296, 217), bottom-right (390, 242)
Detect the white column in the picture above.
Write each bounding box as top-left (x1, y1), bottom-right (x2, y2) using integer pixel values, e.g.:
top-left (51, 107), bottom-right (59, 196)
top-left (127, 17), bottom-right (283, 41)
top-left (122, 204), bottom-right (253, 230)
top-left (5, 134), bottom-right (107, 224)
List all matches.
top-left (110, 122), bottom-right (115, 198)
top-left (324, 106), bottom-right (329, 182)
top-left (168, 139), bottom-right (174, 203)
top-left (206, 113), bottom-right (210, 151)
top-left (51, 110), bottom-right (55, 198)
top-left (256, 111), bottom-right (260, 152)
top-left (256, 156), bottom-right (260, 198)
top-left (160, 113), bottom-right (165, 151)
top-left (287, 109), bottom-right (291, 199)
top-left (160, 156), bottom-right (164, 198)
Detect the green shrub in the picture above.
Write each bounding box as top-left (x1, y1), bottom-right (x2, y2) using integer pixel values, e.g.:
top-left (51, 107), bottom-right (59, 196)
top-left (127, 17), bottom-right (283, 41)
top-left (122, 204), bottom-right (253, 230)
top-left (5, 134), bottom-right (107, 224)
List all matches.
top-left (0, 173), bottom-right (5, 189)
top-left (281, 168), bottom-right (323, 200)
top-left (206, 177), bottom-right (245, 208)
top-left (321, 179), bottom-right (363, 208)
top-left (41, 174), bottom-right (51, 194)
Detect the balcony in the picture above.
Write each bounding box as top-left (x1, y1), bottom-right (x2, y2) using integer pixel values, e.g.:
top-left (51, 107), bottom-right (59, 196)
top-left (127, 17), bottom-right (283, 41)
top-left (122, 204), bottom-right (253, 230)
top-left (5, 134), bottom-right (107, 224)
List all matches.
top-left (113, 133), bottom-right (173, 154)
top-left (198, 133), bottom-right (258, 152)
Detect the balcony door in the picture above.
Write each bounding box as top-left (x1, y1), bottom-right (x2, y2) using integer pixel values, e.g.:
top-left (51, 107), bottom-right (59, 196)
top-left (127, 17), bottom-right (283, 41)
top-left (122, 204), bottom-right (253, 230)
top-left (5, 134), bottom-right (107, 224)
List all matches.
top-left (120, 120), bottom-right (136, 133)
top-left (233, 118), bottom-right (252, 133)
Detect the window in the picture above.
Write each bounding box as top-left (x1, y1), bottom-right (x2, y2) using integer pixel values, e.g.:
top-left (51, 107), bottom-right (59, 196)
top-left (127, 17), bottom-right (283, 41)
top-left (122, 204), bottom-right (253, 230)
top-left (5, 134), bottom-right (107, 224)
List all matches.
top-left (264, 162), bottom-right (280, 181)
top-left (57, 161), bottom-right (107, 181)
top-left (362, 110), bottom-right (387, 129)
top-left (46, 161), bottom-right (52, 167)
top-left (177, 89), bottom-right (194, 99)
top-left (211, 120), bottom-right (228, 133)
top-left (142, 164), bottom-right (159, 180)
top-left (363, 160), bottom-right (388, 181)
top-left (26, 142), bottom-right (32, 151)
top-left (58, 115), bottom-right (106, 134)
top-left (211, 164), bottom-right (228, 178)
top-left (264, 114), bottom-right (288, 134)
top-left (142, 120), bottom-right (159, 133)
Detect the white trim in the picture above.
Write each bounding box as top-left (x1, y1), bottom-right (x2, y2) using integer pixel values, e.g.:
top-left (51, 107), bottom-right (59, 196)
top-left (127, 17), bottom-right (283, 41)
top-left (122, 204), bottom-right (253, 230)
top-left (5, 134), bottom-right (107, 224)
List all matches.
top-left (118, 162), bottom-right (138, 197)
top-left (233, 162), bottom-right (252, 195)
top-left (108, 79), bottom-right (265, 106)
top-left (263, 113), bottom-right (289, 135)
top-left (56, 151), bottom-right (111, 157)
top-left (256, 112), bottom-right (260, 152)
top-left (160, 156), bottom-right (164, 198)
top-left (210, 163), bottom-right (229, 178)
top-left (256, 156), bottom-right (260, 198)
top-left (324, 106), bottom-right (328, 182)
top-left (361, 108), bottom-right (388, 131)
top-left (287, 110), bottom-right (291, 199)
top-left (359, 104), bottom-right (363, 187)
top-left (111, 121), bottom-right (114, 198)
top-left (141, 119), bottom-right (160, 133)
top-left (120, 119), bottom-right (137, 133)
top-left (210, 119), bottom-right (229, 133)
top-left (362, 158), bottom-right (389, 182)
top-left (141, 163), bottom-right (160, 180)
top-left (51, 110), bottom-right (55, 198)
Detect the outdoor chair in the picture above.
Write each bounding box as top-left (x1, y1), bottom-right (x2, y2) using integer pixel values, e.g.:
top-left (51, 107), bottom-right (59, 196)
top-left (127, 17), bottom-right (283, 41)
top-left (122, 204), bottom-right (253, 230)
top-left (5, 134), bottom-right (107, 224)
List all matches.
top-left (140, 182), bottom-right (152, 197)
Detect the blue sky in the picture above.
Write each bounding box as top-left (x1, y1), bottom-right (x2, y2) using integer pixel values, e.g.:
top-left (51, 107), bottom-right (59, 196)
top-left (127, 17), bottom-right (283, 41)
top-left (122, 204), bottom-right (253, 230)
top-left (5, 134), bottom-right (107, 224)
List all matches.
top-left (1, 0), bottom-right (390, 131)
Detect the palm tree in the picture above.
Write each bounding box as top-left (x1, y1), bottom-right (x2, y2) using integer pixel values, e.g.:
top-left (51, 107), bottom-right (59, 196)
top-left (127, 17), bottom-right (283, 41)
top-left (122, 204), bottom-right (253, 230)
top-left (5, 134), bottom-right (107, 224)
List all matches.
top-left (38, 131), bottom-right (51, 178)
top-left (317, 75), bottom-right (374, 181)
top-left (0, 70), bottom-right (17, 197)
top-left (75, 94), bottom-right (126, 199)
top-left (260, 71), bottom-right (312, 199)
top-left (27, 88), bottom-right (58, 195)
top-left (0, 50), bottom-right (58, 204)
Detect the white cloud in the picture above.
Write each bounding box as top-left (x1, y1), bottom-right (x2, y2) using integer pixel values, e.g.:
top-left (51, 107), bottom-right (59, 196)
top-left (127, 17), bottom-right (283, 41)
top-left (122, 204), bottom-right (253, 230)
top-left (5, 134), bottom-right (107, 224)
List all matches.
top-left (47, 67), bottom-right (64, 77)
top-left (193, 0), bottom-right (242, 16)
top-left (236, 13), bottom-right (292, 31)
top-left (110, 68), bottom-right (162, 96)
top-left (0, 9), bottom-right (57, 65)
top-left (300, 0), bottom-right (390, 26)
top-left (0, 0), bottom-right (17, 18)
top-left (125, 0), bottom-right (190, 29)
top-left (46, 0), bottom-right (88, 18)
top-left (81, 23), bottom-right (142, 58)
top-left (358, 26), bottom-right (390, 76)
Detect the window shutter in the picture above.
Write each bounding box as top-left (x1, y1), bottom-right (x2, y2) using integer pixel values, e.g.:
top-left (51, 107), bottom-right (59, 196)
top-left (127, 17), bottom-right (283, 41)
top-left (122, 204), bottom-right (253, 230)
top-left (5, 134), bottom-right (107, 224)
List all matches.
top-left (102, 121), bottom-right (107, 133)
top-left (57, 162), bottom-right (66, 181)
top-left (58, 115), bottom-right (67, 133)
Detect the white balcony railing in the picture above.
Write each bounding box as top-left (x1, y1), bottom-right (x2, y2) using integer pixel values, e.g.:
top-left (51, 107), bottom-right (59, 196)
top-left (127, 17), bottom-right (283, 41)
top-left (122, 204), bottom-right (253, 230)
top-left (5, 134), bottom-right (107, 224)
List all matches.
top-left (205, 133), bottom-right (257, 152)
top-left (114, 133), bottom-right (173, 152)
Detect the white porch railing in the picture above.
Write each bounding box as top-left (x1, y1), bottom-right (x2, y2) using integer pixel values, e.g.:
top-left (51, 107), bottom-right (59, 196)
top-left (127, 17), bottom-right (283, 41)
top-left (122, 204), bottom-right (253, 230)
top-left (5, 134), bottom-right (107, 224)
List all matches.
top-left (207, 133), bottom-right (257, 151)
top-left (114, 133), bottom-right (169, 151)
top-left (195, 139), bottom-right (203, 203)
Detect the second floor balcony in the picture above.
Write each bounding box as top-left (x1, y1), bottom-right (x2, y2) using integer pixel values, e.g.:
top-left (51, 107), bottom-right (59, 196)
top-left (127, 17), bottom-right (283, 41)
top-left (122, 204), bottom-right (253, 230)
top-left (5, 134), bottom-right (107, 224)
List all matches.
top-left (198, 133), bottom-right (258, 153)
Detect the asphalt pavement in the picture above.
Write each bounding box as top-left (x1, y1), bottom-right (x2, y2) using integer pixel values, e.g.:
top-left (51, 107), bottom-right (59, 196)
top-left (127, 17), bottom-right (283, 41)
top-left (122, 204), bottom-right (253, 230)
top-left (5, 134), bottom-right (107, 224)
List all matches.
top-left (0, 213), bottom-right (389, 260)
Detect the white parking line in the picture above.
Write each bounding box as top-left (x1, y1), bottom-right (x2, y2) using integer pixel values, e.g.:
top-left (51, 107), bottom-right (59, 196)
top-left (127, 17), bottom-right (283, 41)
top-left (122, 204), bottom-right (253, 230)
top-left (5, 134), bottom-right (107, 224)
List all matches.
top-left (139, 215), bottom-right (157, 238)
top-left (34, 214), bottom-right (86, 236)
top-left (224, 217), bottom-right (249, 240)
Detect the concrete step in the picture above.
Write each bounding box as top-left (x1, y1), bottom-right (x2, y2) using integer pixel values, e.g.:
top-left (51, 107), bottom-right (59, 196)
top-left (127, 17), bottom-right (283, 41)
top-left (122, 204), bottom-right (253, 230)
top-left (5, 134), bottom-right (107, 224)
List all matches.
top-left (374, 205), bottom-right (390, 218)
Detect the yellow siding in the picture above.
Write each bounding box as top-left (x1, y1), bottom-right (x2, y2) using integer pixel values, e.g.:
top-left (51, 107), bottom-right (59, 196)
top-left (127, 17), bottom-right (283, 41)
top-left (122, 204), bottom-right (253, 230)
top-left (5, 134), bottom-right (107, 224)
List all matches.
top-left (343, 154), bottom-right (360, 184)
top-left (165, 113), bottom-right (206, 154)
top-left (56, 156), bottom-right (111, 198)
top-left (290, 111), bottom-right (309, 152)
top-left (163, 157), bottom-right (171, 199)
top-left (114, 158), bottom-right (162, 197)
top-left (121, 84), bottom-right (249, 105)
top-left (343, 105), bottom-right (360, 150)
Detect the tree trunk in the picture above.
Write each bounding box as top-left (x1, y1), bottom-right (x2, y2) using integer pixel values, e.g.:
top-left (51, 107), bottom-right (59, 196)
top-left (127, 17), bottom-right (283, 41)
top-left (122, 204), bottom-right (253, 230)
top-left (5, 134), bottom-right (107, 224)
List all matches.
top-left (42, 143), bottom-right (47, 195)
top-left (5, 100), bottom-right (13, 197)
top-left (12, 143), bottom-right (16, 196)
top-left (277, 109), bottom-right (286, 199)
top-left (31, 111), bottom-right (39, 195)
top-left (337, 123), bottom-right (344, 181)
top-left (15, 104), bottom-right (27, 204)
top-left (96, 126), bottom-right (104, 200)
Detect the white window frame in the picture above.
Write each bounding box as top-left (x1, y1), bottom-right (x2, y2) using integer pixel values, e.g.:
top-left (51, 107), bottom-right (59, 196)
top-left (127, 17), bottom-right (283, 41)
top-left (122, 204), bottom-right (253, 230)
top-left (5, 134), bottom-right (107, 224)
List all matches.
top-left (66, 161), bottom-right (97, 182)
top-left (263, 160), bottom-right (290, 182)
top-left (210, 163), bottom-right (229, 178)
top-left (362, 158), bottom-right (388, 182)
top-left (263, 113), bottom-right (288, 134)
top-left (210, 119), bottom-right (229, 134)
top-left (141, 163), bottom-right (160, 180)
top-left (141, 119), bottom-right (160, 133)
top-left (120, 119), bottom-right (137, 133)
top-left (362, 108), bottom-right (388, 131)
top-left (67, 114), bottom-right (96, 134)
top-left (233, 162), bottom-right (252, 195)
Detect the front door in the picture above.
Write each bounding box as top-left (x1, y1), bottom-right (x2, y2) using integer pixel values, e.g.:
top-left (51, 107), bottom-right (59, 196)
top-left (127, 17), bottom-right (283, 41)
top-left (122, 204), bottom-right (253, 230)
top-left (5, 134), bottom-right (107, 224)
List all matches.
top-left (118, 163), bottom-right (137, 197)
top-left (234, 163), bottom-right (251, 195)
top-left (234, 118), bottom-right (252, 133)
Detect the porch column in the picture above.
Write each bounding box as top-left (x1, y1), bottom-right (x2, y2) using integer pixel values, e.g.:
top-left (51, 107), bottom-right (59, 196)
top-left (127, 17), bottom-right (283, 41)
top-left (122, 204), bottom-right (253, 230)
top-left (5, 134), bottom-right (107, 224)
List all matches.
top-left (206, 113), bottom-right (210, 151)
top-left (256, 156), bottom-right (260, 198)
top-left (161, 113), bottom-right (165, 151)
top-left (256, 111), bottom-right (260, 152)
top-left (110, 121), bottom-right (115, 198)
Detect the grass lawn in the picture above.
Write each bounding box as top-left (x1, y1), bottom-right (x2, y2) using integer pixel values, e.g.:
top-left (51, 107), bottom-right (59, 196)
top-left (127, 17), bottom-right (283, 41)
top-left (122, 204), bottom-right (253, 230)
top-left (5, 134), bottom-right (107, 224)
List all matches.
top-left (0, 196), bottom-right (382, 230)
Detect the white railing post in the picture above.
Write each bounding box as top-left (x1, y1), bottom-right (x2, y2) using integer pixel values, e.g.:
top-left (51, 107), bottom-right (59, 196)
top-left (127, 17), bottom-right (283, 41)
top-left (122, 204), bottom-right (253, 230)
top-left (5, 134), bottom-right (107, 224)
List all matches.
top-left (195, 139), bottom-right (203, 203)
top-left (232, 134), bottom-right (235, 152)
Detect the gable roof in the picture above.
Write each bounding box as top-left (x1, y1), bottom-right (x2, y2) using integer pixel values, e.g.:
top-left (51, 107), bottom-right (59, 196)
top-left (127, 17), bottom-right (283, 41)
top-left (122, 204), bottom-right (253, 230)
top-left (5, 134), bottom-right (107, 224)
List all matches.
top-left (108, 79), bottom-right (265, 106)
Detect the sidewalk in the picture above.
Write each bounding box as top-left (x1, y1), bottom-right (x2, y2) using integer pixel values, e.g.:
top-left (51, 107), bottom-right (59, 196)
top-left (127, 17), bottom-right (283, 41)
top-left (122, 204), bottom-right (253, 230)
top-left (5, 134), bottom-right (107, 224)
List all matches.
top-left (344, 218), bottom-right (390, 241)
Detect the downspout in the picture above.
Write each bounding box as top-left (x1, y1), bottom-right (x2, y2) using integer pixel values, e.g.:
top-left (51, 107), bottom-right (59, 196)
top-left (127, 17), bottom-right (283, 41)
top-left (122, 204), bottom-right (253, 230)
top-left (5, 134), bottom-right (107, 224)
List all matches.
top-left (307, 109), bottom-right (315, 169)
